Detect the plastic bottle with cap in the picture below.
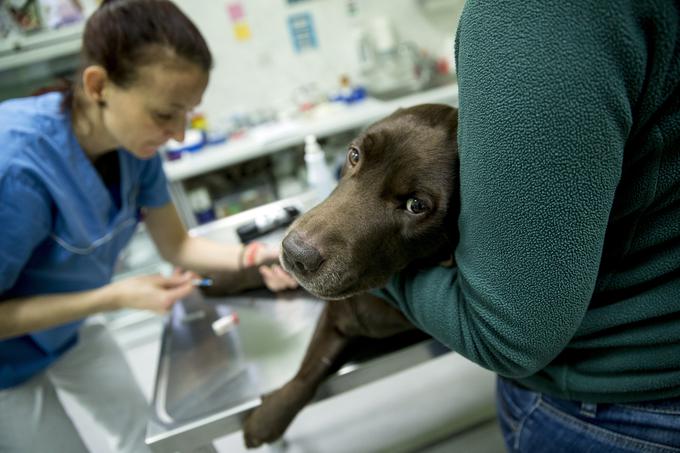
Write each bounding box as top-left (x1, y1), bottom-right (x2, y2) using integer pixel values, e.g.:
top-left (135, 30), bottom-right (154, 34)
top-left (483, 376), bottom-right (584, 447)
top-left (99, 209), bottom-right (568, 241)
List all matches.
top-left (304, 135), bottom-right (336, 203)
top-left (188, 187), bottom-right (216, 224)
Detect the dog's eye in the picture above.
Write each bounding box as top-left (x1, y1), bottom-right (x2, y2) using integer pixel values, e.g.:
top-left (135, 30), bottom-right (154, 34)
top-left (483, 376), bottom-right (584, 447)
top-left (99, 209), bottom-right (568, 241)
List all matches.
top-left (347, 147), bottom-right (360, 166)
top-left (406, 197), bottom-right (428, 214)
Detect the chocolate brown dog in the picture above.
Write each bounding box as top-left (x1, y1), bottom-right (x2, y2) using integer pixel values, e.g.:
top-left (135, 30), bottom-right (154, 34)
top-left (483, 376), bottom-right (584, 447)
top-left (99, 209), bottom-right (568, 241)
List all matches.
top-left (242, 104), bottom-right (460, 448)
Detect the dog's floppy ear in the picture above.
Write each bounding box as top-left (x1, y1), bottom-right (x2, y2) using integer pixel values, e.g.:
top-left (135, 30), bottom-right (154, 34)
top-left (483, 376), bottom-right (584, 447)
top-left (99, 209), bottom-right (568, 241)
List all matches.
top-left (437, 176), bottom-right (460, 267)
top-left (444, 192), bottom-right (460, 264)
top-left (442, 107), bottom-right (461, 263)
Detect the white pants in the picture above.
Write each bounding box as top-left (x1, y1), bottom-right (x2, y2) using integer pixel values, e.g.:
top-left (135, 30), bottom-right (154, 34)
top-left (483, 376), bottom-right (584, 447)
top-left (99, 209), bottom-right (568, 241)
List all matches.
top-left (0, 321), bottom-right (152, 453)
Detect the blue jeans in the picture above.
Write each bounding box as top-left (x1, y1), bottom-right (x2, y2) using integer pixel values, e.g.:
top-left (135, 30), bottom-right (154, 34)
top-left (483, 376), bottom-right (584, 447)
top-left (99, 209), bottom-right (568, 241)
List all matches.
top-left (496, 377), bottom-right (680, 452)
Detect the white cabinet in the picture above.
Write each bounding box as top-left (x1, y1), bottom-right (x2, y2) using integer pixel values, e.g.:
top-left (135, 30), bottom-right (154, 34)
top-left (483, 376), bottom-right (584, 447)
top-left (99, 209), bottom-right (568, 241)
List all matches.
top-left (0, 21), bottom-right (83, 102)
top-left (0, 22), bottom-right (83, 72)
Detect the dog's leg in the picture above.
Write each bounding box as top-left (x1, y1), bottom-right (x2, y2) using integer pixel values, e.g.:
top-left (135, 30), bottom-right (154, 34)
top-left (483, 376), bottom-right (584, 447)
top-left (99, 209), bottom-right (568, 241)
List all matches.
top-left (242, 294), bottom-right (414, 448)
top-left (242, 302), bottom-right (351, 448)
top-left (337, 293), bottom-right (416, 338)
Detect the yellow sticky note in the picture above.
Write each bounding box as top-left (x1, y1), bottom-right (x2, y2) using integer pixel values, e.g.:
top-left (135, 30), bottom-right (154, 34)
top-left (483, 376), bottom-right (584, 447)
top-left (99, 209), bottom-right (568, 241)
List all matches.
top-left (233, 22), bottom-right (251, 41)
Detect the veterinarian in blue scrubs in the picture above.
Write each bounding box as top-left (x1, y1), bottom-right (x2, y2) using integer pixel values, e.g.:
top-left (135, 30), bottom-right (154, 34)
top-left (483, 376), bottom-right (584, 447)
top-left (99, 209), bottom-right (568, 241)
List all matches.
top-left (376, 1), bottom-right (680, 451)
top-left (0, 1), bottom-right (296, 451)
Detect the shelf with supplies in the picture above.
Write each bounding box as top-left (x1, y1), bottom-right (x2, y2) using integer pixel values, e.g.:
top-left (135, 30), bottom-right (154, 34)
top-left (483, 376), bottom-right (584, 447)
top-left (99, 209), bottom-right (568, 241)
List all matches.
top-left (0, 21), bottom-right (84, 72)
top-left (167, 83), bottom-right (458, 229)
top-left (163, 83), bottom-right (459, 182)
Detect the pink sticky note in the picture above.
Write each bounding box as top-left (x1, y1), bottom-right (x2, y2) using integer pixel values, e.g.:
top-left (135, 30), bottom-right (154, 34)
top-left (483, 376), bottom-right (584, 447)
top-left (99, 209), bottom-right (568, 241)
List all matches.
top-left (227, 2), bottom-right (245, 22)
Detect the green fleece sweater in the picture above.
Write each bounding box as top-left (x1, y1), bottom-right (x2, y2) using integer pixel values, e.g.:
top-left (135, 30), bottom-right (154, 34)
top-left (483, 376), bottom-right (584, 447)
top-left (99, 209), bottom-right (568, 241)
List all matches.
top-left (377, 0), bottom-right (680, 403)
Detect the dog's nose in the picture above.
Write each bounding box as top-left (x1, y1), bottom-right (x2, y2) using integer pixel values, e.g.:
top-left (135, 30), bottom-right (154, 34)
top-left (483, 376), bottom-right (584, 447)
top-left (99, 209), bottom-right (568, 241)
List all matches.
top-left (282, 230), bottom-right (324, 273)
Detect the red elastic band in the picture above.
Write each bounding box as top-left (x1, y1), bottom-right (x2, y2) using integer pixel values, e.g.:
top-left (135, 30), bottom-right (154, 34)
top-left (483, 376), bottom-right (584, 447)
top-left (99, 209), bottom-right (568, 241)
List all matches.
top-left (244, 242), bottom-right (262, 268)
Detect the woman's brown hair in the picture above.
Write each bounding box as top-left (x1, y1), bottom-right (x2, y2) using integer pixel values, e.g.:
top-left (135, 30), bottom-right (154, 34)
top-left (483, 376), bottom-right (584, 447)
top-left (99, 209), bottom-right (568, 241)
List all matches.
top-left (60, 0), bottom-right (212, 109)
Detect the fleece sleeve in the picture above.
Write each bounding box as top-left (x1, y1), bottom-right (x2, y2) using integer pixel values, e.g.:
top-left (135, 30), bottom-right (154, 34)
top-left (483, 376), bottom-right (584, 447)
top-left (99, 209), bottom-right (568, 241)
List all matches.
top-left (376, 0), bottom-right (635, 378)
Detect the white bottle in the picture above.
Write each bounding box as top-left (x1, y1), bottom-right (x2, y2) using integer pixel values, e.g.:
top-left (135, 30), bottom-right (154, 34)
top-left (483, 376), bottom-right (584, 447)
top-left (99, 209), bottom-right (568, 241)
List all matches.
top-left (304, 135), bottom-right (336, 203)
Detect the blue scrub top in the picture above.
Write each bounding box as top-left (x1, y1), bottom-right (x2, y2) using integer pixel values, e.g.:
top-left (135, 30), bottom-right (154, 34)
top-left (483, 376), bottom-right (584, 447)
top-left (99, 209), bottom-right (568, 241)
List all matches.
top-left (0, 93), bottom-right (171, 389)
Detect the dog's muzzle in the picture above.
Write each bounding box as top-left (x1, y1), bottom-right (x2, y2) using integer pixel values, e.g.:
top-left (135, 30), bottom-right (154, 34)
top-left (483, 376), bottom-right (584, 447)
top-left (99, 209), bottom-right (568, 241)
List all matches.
top-left (282, 230), bottom-right (325, 274)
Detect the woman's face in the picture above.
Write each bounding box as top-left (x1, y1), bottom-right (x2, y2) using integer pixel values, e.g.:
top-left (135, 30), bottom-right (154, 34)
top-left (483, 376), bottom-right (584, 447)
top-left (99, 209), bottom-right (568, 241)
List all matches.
top-left (102, 59), bottom-right (209, 159)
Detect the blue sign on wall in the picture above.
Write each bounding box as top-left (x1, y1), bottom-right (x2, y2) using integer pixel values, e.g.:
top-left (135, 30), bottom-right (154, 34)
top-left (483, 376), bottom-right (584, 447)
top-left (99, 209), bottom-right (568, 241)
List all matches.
top-left (287, 12), bottom-right (318, 52)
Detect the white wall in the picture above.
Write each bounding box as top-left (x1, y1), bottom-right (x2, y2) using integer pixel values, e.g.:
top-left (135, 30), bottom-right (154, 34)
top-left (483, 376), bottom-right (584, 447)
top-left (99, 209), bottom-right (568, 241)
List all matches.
top-left (174, 0), bottom-right (464, 124)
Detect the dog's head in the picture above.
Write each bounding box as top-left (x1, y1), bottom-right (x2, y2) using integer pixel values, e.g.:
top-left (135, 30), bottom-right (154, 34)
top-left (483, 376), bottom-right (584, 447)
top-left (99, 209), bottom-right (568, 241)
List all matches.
top-left (281, 104), bottom-right (459, 299)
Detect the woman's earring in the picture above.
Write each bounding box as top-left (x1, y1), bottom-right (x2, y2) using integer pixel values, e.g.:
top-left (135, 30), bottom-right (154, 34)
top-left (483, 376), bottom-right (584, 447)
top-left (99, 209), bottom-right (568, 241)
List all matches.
top-left (97, 99), bottom-right (107, 108)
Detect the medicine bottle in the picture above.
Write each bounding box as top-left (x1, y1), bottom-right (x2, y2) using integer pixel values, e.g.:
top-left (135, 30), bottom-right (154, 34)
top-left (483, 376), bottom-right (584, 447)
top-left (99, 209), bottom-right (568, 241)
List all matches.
top-left (304, 135), bottom-right (336, 203)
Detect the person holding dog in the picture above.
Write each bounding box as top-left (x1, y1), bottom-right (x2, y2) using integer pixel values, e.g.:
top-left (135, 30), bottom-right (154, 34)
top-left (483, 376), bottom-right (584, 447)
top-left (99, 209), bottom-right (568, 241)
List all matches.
top-left (0, 1), bottom-right (297, 451)
top-left (375, 1), bottom-right (680, 451)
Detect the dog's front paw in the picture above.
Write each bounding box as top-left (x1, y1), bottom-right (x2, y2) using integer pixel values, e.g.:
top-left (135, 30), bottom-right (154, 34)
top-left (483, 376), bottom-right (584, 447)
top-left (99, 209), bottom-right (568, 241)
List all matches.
top-left (242, 394), bottom-right (292, 448)
top-left (242, 409), bottom-right (274, 449)
top-left (242, 383), bottom-right (316, 449)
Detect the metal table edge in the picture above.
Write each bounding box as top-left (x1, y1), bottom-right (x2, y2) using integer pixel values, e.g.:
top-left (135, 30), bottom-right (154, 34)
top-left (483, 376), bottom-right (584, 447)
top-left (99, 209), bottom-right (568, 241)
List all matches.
top-left (145, 337), bottom-right (451, 451)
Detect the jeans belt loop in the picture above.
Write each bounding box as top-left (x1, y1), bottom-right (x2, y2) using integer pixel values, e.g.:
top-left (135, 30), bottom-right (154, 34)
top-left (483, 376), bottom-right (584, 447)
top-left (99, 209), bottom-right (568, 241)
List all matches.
top-left (579, 402), bottom-right (598, 418)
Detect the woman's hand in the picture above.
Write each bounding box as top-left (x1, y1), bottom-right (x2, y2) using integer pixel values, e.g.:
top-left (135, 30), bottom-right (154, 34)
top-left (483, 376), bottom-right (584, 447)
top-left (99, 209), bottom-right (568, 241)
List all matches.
top-left (242, 242), bottom-right (299, 292)
top-left (106, 269), bottom-right (197, 314)
top-left (259, 264), bottom-right (299, 292)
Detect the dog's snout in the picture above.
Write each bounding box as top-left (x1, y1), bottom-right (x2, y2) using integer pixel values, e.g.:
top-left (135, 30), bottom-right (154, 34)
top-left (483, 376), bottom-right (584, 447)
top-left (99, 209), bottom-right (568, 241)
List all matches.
top-left (282, 231), bottom-right (324, 273)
